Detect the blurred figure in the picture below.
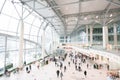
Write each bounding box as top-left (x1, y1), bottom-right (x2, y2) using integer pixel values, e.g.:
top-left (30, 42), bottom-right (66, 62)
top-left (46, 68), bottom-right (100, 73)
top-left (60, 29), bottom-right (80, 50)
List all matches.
top-left (56, 70), bottom-right (60, 78)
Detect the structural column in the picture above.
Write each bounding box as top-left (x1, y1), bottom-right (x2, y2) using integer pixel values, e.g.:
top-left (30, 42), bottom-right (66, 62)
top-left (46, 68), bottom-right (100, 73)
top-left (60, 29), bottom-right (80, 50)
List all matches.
top-left (41, 30), bottom-right (46, 58)
top-left (102, 26), bottom-right (108, 49)
top-left (19, 20), bottom-right (24, 69)
top-left (113, 24), bottom-right (117, 47)
top-left (24, 40), bottom-right (26, 65)
top-left (36, 44), bottom-right (38, 60)
top-left (64, 36), bottom-right (66, 43)
top-left (86, 25), bottom-right (88, 45)
top-left (4, 36), bottom-right (7, 74)
top-left (51, 30), bottom-right (54, 54)
top-left (90, 25), bottom-right (93, 46)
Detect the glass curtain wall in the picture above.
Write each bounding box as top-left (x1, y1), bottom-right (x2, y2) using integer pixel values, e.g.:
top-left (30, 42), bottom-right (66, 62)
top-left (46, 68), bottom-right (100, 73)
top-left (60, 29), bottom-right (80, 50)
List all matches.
top-left (0, 36), bottom-right (5, 73)
top-left (70, 22), bottom-right (120, 45)
top-left (117, 22), bottom-right (120, 44)
top-left (45, 25), bottom-right (53, 54)
top-left (0, 0), bottom-right (59, 73)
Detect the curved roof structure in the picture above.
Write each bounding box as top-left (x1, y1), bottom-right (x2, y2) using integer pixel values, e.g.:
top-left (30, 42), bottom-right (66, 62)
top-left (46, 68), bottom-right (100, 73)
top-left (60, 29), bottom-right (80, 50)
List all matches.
top-left (0, 0), bottom-right (120, 76)
top-left (20, 0), bottom-right (120, 36)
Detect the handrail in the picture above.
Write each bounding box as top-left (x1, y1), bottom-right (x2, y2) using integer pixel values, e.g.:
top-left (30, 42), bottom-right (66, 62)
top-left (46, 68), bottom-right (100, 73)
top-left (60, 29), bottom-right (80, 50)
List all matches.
top-left (71, 46), bottom-right (120, 64)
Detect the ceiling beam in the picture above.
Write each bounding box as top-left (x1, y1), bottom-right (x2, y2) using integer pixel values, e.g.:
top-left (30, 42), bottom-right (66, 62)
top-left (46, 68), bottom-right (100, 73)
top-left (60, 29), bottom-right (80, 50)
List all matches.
top-left (45, 0), bottom-right (66, 35)
top-left (45, 8), bottom-right (120, 19)
top-left (104, 2), bottom-right (111, 14)
top-left (70, 0), bottom-right (81, 35)
top-left (0, 0), bottom-right (7, 14)
top-left (106, 0), bottom-right (120, 7)
top-left (20, 0), bottom-right (60, 35)
top-left (103, 1), bottom-right (112, 25)
top-left (62, 8), bottom-right (120, 18)
top-left (35, 0), bottom-right (94, 10)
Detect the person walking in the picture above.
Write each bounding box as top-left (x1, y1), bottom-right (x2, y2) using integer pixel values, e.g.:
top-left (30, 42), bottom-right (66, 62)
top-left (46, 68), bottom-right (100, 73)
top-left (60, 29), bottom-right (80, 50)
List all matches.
top-left (60, 71), bottom-right (63, 80)
top-left (78, 66), bottom-right (81, 71)
top-left (64, 66), bottom-right (66, 72)
top-left (68, 61), bottom-right (70, 67)
top-left (60, 62), bottom-right (63, 69)
top-left (84, 70), bottom-right (87, 77)
top-left (107, 64), bottom-right (109, 70)
top-left (75, 65), bottom-right (77, 70)
top-left (56, 70), bottom-right (60, 78)
top-left (26, 66), bottom-right (28, 72)
top-left (29, 64), bottom-right (31, 70)
top-left (87, 63), bottom-right (89, 68)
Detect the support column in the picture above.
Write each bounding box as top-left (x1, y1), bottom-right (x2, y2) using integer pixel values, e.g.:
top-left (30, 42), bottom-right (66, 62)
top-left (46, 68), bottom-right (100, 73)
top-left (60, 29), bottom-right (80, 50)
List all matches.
top-left (64, 36), bottom-right (66, 43)
top-left (52, 30), bottom-right (54, 54)
top-left (90, 25), bottom-right (93, 46)
top-left (103, 26), bottom-right (108, 49)
top-left (24, 41), bottom-right (26, 65)
top-left (113, 24), bottom-right (117, 47)
top-left (86, 25), bottom-right (88, 45)
top-left (41, 30), bottom-right (46, 59)
top-left (36, 44), bottom-right (37, 60)
top-left (18, 20), bottom-right (24, 69)
top-left (4, 36), bottom-right (7, 74)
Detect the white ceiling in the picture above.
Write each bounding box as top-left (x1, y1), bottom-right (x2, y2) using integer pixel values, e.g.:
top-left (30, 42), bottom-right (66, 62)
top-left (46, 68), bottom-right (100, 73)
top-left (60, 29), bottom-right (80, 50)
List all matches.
top-left (21, 0), bottom-right (120, 36)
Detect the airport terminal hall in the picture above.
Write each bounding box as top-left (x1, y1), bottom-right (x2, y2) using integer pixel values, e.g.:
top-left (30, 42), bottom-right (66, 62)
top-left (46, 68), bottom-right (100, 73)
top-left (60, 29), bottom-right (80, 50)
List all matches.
top-left (0, 0), bottom-right (120, 80)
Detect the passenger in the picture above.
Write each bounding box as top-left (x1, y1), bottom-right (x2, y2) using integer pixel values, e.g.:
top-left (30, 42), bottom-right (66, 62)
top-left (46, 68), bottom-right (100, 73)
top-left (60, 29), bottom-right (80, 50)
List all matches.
top-left (107, 64), bottom-right (109, 70)
top-left (37, 65), bottom-right (39, 69)
top-left (87, 63), bottom-right (89, 68)
top-left (75, 65), bottom-right (77, 70)
top-left (56, 70), bottom-right (60, 78)
top-left (84, 70), bottom-right (87, 77)
top-left (78, 66), bottom-right (81, 71)
top-left (26, 66), bottom-right (28, 72)
top-left (68, 61), bottom-right (70, 66)
top-left (60, 71), bottom-right (63, 80)
top-left (29, 64), bottom-right (31, 70)
top-left (60, 62), bottom-right (63, 69)
top-left (64, 66), bottom-right (66, 72)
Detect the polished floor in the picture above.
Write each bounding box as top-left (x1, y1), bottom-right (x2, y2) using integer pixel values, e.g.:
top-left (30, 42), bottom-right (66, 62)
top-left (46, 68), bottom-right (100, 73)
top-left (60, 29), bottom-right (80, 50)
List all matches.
top-left (0, 55), bottom-right (113, 80)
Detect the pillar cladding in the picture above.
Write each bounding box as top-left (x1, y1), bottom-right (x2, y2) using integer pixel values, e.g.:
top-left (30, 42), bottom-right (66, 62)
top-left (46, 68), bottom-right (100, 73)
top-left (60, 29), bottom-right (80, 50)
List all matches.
top-left (90, 25), bottom-right (93, 46)
top-left (102, 26), bottom-right (108, 49)
top-left (86, 25), bottom-right (88, 45)
top-left (19, 20), bottom-right (24, 69)
top-left (41, 30), bottom-right (46, 59)
top-left (113, 24), bottom-right (117, 46)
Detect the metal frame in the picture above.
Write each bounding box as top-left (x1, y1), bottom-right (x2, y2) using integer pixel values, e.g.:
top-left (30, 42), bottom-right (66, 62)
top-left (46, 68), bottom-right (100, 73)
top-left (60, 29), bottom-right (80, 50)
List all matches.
top-left (4, 36), bottom-right (7, 74)
top-left (18, 0), bottom-right (120, 36)
top-left (35, 0), bottom-right (93, 10)
top-left (45, 0), bottom-right (66, 35)
top-left (20, 0), bottom-right (60, 35)
top-left (70, 0), bottom-right (81, 35)
top-left (106, 0), bottom-right (120, 7)
top-left (0, 0), bottom-right (7, 14)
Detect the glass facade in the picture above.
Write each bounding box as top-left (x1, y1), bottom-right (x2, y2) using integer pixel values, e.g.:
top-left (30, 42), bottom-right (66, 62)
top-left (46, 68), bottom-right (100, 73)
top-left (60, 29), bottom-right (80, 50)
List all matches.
top-left (0, 0), bottom-right (59, 73)
top-left (0, 0), bottom-right (120, 75)
top-left (64, 23), bottom-right (120, 45)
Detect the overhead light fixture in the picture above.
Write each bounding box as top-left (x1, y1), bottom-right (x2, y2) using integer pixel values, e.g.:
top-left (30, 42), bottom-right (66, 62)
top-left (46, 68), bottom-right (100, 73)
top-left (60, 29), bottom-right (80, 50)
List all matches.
top-left (96, 16), bottom-right (98, 18)
top-left (110, 14), bottom-right (112, 17)
top-left (84, 17), bottom-right (87, 20)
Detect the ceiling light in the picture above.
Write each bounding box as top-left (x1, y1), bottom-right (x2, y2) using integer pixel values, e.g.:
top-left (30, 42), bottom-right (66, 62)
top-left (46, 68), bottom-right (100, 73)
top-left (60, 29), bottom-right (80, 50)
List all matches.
top-left (84, 17), bottom-right (87, 20)
top-left (96, 16), bottom-right (98, 18)
top-left (110, 14), bottom-right (112, 17)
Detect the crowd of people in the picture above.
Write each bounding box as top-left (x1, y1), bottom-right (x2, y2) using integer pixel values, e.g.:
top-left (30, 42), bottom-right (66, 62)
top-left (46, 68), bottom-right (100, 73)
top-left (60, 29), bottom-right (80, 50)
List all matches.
top-left (3, 50), bottom-right (120, 80)
top-left (53, 51), bottom-right (90, 80)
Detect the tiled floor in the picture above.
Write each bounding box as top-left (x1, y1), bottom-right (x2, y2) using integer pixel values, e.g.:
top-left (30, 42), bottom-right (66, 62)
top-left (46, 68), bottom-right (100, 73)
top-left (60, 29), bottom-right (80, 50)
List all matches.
top-left (0, 56), bottom-right (111, 80)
